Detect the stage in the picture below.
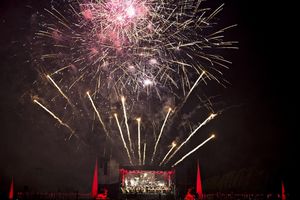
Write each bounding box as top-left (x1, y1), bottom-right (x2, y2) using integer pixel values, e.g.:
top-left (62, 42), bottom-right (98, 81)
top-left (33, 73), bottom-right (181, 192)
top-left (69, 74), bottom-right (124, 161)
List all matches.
top-left (120, 166), bottom-right (175, 195)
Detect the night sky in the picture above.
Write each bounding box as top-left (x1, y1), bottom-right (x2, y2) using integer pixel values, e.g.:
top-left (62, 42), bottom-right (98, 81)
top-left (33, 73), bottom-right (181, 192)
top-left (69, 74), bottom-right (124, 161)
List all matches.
top-left (0, 0), bottom-right (297, 196)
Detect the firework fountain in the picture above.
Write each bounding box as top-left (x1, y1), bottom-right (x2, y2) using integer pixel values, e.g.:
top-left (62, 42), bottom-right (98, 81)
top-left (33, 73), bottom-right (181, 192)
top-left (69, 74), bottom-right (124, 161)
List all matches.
top-left (31, 0), bottom-right (236, 167)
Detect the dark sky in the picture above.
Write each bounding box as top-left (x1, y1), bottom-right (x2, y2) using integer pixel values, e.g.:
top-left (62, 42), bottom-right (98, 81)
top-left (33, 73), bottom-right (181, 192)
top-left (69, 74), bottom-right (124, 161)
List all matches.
top-left (0, 0), bottom-right (297, 195)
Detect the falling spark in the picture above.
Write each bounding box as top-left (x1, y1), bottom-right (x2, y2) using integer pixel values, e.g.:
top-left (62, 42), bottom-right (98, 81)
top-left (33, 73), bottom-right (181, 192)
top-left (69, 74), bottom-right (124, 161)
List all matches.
top-left (172, 134), bottom-right (215, 167)
top-left (143, 79), bottom-right (153, 86)
top-left (87, 92), bottom-right (109, 137)
top-left (121, 96), bottom-right (134, 156)
top-left (143, 142), bottom-right (147, 165)
top-left (114, 113), bottom-right (133, 165)
top-left (159, 141), bottom-right (176, 166)
top-left (165, 113), bottom-right (217, 164)
top-left (184, 71), bottom-right (206, 103)
top-left (33, 99), bottom-right (75, 138)
top-left (151, 107), bottom-right (172, 164)
top-left (46, 75), bottom-right (72, 106)
top-left (137, 117), bottom-right (142, 165)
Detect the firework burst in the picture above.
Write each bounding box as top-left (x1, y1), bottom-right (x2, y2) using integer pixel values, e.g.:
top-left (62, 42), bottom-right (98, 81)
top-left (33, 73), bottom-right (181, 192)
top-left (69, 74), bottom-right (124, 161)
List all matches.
top-left (31, 0), bottom-right (236, 166)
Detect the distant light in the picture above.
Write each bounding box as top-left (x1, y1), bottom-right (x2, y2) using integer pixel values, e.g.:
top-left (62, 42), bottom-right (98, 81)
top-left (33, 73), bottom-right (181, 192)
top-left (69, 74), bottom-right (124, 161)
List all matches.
top-left (147, 23), bottom-right (153, 30)
top-left (128, 65), bottom-right (136, 73)
top-left (126, 5), bottom-right (136, 18)
top-left (211, 134), bottom-right (215, 138)
top-left (136, 117), bottom-right (141, 122)
top-left (121, 96), bottom-right (125, 102)
top-left (116, 15), bottom-right (124, 22)
top-left (143, 79), bottom-right (153, 86)
top-left (158, 182), bottom-right (165, 187)
top-left (149, 58), bottom-right (158, 65)
top-left (128, 65), bottom-right (135, 70)
top-left (172, 141), bottom-right (176, 147)
top-left (210, 113), bottom-right (217, 119)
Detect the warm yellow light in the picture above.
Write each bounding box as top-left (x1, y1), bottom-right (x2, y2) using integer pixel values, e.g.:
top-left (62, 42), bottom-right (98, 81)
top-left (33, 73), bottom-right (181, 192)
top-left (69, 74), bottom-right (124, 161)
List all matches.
top-left (210, 113), bottom-right (217, 119)
top-left (121, 96), bottom-right (125, 102)
top-left (172, 141), bottom-right (176, 147)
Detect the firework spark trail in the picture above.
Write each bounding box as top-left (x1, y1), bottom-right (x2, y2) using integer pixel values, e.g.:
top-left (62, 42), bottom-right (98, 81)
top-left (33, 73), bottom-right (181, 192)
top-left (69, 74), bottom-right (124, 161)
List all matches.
top-left (143, 142), bottom-right (146, 165)
top-left (33, 99), bottom-right (75, 138)
top-left (87, 92), bottom-right (109, 137)
top-left (172, 134), bottom-right (215, 167)
top-left (137, 117), bottom-right (142, 165)
top-left (162, 71), bottom-right (206, 142)
top-left (184, 71), bottom-right (206, 104)
top-left (121, 96), bottom-right (134, 156)
top-left (164, 113), bottom-right (217, 165)
top-left (159, 141), bottom-right (176, 166)
top-left (151, 107), bottom-right (172, 164)
top-left (46, 75), bottom-right (73, 106)
top-left (50, 65), bottom-right (72, 76)
top-left (114, 113), bottom-right (133, 165)
top-left (171, 70), bottom-right (206, 115)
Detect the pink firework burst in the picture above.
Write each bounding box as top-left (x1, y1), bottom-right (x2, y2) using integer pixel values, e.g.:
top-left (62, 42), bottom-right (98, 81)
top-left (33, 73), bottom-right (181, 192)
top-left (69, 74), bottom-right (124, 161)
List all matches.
top-left (81, 0), bottom-right (148, 49)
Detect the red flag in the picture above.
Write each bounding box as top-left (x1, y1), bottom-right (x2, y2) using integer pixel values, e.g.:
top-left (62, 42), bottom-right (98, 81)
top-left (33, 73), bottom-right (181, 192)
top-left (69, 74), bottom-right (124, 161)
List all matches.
top-left (9, 177), bottom-right (14, 200)
top-left (196, 161), bottom-right (203, 199)
top-left (281, 181), bottom-right (286, 200)
top-left (91, 159), bottom-right (98, 198)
